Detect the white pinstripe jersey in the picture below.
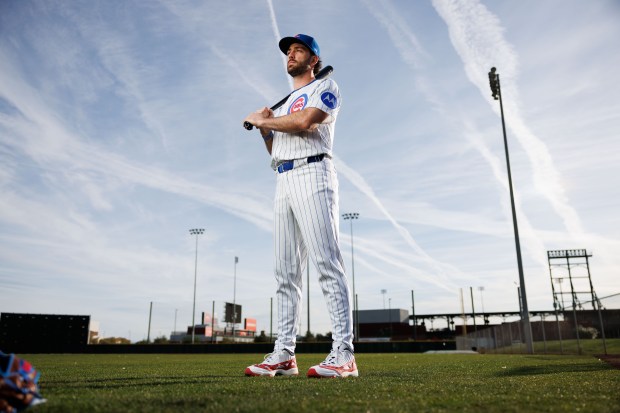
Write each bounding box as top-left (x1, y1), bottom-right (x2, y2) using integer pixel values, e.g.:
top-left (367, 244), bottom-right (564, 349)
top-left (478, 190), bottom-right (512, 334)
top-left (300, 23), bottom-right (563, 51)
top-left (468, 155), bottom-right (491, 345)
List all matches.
top-left (271, 77), bottom-right (341, 165)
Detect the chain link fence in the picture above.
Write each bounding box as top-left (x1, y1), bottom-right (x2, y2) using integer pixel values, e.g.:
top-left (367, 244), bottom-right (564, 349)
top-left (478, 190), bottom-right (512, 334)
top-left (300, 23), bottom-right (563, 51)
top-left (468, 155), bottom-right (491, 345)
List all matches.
top-left (457, 293), bottom-right (619, 354)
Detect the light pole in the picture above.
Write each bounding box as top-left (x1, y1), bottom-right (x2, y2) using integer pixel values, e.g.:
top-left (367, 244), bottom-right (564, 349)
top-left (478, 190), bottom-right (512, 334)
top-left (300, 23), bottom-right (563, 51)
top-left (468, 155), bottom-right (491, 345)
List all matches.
top-left (470, 287), bottom-right (477, 334)
top-left (381, 289), bottom-right (387, 309)
top-left (174, 308), bottom-right (178, 334)
top-left (232, 256), bottom-right (238, 339)
top-left (342, 212), bottom-right (359, 341)
top-left (147, 301), bottom-right (153, 344)
top-left (411, 290), bottom-right (416, 340)
top-left (478, 287), bottom-right (487, 324)
top-left (388, 298), bottom-right (393, 340)
top-left (488, 67), bottom-right (534, 354)
top-left (189, 228), bottom-right (204, 344)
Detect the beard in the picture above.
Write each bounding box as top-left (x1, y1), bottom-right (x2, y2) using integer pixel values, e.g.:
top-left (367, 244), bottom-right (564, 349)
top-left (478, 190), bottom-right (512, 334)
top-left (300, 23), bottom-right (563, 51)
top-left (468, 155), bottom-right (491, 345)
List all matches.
top-left (287, 56), bottom-right (313, 77)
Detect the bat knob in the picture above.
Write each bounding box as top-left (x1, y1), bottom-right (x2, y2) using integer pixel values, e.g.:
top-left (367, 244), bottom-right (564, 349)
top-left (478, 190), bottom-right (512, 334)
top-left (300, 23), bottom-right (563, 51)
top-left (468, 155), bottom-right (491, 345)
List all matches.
top-left (243, 121), bottom-right (254, 130)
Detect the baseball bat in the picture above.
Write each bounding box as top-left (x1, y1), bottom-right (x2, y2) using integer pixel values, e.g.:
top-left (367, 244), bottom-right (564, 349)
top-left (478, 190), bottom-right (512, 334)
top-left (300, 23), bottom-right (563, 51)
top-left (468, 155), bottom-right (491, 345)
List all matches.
top-left (243, 65), bottom-right (334, 130)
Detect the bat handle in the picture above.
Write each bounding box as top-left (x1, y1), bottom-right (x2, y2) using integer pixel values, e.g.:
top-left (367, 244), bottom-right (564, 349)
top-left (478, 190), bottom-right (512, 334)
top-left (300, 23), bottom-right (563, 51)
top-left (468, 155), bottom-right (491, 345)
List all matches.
top-left (243, 121), bottom-right (254, 130)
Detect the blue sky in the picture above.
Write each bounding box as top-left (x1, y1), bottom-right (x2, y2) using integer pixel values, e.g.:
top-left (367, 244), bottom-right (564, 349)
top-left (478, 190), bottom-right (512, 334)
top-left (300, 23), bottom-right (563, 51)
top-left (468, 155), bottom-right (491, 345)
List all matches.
top-left (1, 0), bottom-right (619, 341)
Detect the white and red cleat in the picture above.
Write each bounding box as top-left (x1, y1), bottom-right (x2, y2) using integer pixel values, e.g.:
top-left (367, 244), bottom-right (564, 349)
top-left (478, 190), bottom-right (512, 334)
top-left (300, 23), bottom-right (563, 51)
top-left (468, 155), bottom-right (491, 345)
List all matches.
top-left (307, 344), bottom-right (359, 378)
top-left (245, 349), bottom-right (299, 377)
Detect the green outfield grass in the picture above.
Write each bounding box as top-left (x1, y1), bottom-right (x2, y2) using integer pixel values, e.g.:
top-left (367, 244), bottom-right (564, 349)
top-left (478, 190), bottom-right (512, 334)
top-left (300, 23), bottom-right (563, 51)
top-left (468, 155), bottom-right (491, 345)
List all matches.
top-left (24, 351), bottom-right (619, 413)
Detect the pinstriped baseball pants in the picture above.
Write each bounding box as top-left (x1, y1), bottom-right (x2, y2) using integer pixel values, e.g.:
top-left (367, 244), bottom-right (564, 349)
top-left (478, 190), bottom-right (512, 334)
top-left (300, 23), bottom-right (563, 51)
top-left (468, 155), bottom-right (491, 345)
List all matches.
top-left (273, 157), bottom-right (353, 353)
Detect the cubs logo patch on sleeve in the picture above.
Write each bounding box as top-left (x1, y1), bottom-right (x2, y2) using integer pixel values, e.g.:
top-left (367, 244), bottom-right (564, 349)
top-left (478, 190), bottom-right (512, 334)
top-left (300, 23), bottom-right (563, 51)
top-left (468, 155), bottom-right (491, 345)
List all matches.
top-left (288, 94), bottom-right (308, 114)
top-left (321, 91), bottom-right (338, 109)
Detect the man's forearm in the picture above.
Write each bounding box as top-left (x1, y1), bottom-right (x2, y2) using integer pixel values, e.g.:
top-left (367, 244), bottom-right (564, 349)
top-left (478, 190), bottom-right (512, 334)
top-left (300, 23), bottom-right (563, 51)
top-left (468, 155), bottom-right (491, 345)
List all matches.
top-left (254, 107), bottom-right (327, 133)
top-left (258, 111), bottom-right (314, 133)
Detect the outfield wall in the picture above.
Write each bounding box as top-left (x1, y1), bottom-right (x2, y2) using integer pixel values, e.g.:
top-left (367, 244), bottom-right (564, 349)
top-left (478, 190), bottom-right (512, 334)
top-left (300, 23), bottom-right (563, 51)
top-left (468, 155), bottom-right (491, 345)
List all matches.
top-left (5, 340), bottom-right (455, 354)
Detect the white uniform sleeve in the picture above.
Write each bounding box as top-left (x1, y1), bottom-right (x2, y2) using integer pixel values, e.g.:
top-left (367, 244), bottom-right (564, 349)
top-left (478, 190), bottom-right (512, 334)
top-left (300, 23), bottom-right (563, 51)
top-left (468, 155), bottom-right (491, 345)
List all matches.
top-left (306, 78), bottom-right (341, 124)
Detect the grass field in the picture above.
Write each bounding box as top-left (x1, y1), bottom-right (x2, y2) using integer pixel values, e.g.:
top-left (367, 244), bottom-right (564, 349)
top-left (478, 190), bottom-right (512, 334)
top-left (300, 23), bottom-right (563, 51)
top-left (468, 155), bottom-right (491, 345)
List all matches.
top-left (490, 337), bottom-right (620, 355)
top-left (23, 350), bottom-right (619, 413)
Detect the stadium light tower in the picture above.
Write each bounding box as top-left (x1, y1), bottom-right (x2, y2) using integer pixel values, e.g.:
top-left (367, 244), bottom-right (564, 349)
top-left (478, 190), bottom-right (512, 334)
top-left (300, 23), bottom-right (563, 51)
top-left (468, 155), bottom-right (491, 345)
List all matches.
top-left (342, 212), bottom-right (359, 340)
top-left (488, 67), bottom-right (534, 354)
top-left (189, 228), bottom-right (204, 344)
top-left (232, 256), bottom-right (239, 339)
top-left (478, 286), bottom-right (487, 323)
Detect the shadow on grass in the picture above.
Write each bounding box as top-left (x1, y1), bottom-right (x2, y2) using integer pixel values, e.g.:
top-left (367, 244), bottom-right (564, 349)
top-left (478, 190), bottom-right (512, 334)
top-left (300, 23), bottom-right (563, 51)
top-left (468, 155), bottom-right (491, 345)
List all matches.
top-left (44, 375), bottom-right (233, 390)
top-left (496, 362), bottom-right (610, 377)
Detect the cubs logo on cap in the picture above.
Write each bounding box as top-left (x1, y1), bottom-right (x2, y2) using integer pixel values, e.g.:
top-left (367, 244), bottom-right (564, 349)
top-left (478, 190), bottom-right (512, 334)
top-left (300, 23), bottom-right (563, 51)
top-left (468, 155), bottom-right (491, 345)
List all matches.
top-left (279, 34), bottom-right (320, 57)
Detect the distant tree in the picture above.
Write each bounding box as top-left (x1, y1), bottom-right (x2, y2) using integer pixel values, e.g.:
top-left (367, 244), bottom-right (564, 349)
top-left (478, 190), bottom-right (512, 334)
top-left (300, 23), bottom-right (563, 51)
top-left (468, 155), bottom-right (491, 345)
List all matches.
top-left (99, 337), bottom-right (131, 344)
top-left (578, 325), bottom-right (598, 339)
top-left (254, 330), bottom-right (269, 343)
top-left (133, 336), bottom-right (169, 344)
top-left (303, 331), bottom-right (316, 342)
top-left (315, 332), bottom-right (332, 342)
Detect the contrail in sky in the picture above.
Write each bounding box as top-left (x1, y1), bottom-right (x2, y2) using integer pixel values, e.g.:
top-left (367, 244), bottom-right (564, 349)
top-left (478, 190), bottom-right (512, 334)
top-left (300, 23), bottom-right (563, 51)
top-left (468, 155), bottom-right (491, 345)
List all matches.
top-left (335, 155), bottom-right (460, 292)
top-left (266, 0), bottom-right (293, 90)
top-left (365, 0), bottom-right (579, 269)
top-left (432, 0), bottom-right (585, 237)
top-left (266, 1), bottom-right (460, 292)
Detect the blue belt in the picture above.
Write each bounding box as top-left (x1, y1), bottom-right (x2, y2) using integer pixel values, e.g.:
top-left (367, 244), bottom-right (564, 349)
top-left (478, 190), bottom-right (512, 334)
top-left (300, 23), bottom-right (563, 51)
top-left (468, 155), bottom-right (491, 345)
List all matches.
top-left (277, 154), bottom-right (325, 173)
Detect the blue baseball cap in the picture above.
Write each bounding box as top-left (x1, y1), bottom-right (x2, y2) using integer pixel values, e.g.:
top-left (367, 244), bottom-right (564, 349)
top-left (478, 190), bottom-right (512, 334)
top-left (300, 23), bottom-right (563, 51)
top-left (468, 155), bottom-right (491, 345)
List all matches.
top-left (279, 34), bottom-right (320, 57)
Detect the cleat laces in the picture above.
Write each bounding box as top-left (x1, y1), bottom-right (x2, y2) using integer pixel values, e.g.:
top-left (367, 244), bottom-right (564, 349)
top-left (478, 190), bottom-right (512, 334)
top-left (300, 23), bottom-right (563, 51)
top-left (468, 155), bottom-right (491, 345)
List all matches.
top-left (321, 346), bottom-right (352, 367)
top-left (322, 350), bottom-right (338, 366)
top-left (263, 349), bottom-right (293, 365)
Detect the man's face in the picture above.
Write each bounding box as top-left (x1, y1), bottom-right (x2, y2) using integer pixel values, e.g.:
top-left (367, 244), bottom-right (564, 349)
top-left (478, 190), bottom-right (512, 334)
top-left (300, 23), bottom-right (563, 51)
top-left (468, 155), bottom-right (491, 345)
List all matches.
top-left (286, 43), bottom-right (315, 77)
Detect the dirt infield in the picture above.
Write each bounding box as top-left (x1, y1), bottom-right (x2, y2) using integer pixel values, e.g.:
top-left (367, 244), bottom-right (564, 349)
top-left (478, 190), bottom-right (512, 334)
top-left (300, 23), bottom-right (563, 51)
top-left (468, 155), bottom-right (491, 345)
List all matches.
top-left (596, 354), bottom-right (620, 369)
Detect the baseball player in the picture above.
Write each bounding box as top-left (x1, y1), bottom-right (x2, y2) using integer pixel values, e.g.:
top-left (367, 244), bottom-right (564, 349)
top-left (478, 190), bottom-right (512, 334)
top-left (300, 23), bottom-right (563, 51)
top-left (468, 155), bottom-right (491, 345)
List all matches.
top-left (243, 34), bottom-right (358, 378)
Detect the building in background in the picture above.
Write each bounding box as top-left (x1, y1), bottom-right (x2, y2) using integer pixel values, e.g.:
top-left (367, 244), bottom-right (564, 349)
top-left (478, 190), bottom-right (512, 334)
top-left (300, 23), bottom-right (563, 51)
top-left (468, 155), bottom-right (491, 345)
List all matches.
top-left (358, 308), bottom-right (426, 341)
top-left (169, 311), bottom-right (257, 343)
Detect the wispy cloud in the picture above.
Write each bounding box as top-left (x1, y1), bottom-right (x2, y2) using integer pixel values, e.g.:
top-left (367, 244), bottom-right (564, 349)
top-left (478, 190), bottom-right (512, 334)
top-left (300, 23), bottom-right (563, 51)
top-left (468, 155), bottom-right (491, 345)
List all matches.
top-left (261, 0), bottom-right (461, 292)
top-left (413, 70), bottom-right (551, 269)
top-left (157, 0), bottom-right (282, 103)
top-left (432, 0), bottom-right (585, 237)
top-left (266, 0), bottom-right (293, 90)
top-left (62, 12), bottom-right (172, 152)
top-left (209, 44), bottom-right (280, 103)
top-left (0, 48), bottom-right (273, 231)
top-left (362, 0), bottom-right (430, 69)
top-left (335, 156), bottom-right (460, 292)
top-left (362, 0), bottom-right (571, 271)
top-left (2, 1), bottom-right (618, 340)
top-left (353, 235), bottom-right (460, 292)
